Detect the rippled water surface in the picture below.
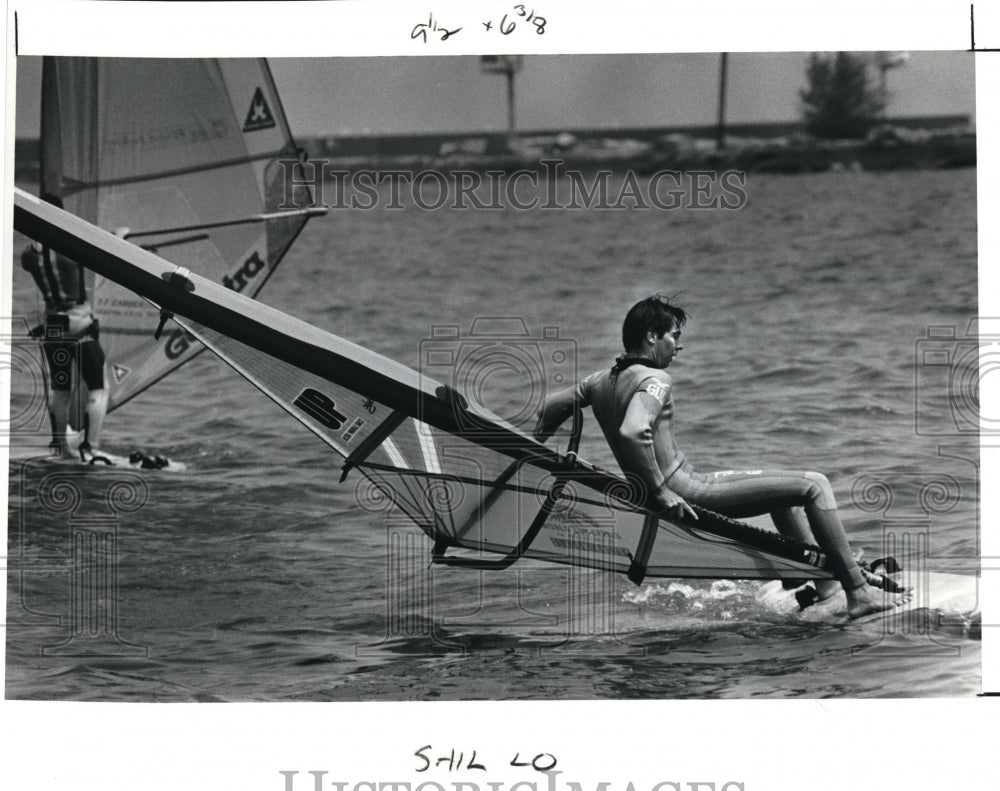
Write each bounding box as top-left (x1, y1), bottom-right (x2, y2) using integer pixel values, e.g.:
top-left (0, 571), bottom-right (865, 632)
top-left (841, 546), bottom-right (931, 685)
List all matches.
top-left (6, 167), bottom-right (980, 699)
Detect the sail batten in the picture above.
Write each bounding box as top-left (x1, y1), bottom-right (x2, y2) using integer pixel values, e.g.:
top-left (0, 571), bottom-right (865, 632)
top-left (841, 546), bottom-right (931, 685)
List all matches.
top-left (127, 207), bottom-right (326, 240)
top-left (57, 151), bottom-right (298, 195)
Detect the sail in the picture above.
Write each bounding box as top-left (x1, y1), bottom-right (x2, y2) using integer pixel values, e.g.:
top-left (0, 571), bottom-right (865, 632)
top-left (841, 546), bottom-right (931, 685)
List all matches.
top-left (14, 189), bottom-right (835, 583)
top-left (39, 57), bottom-right (321, 410)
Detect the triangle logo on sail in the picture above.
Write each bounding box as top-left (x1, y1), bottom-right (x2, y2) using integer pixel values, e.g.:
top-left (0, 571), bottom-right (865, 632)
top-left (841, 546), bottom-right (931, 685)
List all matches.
top-left (243, 87), bottom-right (277, 132)
top-left (112, 364), bottom-right (132, 384)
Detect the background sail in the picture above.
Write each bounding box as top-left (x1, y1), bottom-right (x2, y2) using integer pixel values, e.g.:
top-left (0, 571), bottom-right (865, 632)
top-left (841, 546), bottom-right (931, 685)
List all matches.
top-left (39, 57), bottom-right (317, 410)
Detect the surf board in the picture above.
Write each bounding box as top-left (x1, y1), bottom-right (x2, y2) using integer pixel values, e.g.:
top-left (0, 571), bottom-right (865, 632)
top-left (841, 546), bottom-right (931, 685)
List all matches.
top-left (6, 428), bottom-right (185, 471)
top-left (756, 570), bottom-right (980, 626)
top-left (15, 449), bottom-right (186, 472)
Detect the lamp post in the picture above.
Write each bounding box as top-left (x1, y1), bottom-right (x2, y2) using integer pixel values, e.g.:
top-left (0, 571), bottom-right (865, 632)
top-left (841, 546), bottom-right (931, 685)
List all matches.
top-left (717, 52), bottom-right (729, 150)
top-left (876, 51), bottom-right (909, 118)
top-left (481, 55), bottom-right (524, 151)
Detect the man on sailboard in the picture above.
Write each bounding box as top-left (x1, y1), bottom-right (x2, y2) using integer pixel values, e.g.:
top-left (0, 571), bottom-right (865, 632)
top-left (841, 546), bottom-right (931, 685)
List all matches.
top-left (533, 294), bottom-right (906, 619)
top-left (20, 193), bottom-right (110, 463)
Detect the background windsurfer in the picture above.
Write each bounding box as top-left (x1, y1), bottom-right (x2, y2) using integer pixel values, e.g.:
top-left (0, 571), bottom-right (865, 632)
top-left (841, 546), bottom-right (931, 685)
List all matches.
top-left (533, 294), bottom-right (908, 619)
top-left (21, 193), bottom-right (110, 463)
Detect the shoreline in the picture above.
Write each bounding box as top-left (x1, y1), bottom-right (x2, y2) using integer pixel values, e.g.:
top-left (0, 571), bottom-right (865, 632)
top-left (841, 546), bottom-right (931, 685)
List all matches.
top-left (12, 120), bottom-right (975, 183)
top-left (303, 125), bottom-right (976, 177)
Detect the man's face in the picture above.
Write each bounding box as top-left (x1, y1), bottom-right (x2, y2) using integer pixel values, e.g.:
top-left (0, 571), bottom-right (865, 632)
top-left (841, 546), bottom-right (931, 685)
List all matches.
top-left (649, 325), bottom-right (683, 368)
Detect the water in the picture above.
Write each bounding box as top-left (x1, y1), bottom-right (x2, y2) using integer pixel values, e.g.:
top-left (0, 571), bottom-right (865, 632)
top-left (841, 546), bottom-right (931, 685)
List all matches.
top-left (6, 167), bottom-right (980, 699)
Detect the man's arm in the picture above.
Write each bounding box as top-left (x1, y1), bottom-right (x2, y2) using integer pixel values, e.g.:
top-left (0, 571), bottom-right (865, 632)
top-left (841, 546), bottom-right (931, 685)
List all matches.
top-left (532, 384), bottom-right (580, 442)
top-left (618, 387), bottom-right (697, 521)
top-left (20, 243), bottom-right (54, 307)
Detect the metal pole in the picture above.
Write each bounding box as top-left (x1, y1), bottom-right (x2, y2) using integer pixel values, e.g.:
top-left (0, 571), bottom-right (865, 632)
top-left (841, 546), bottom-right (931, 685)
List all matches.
top-left (507, 68), bottom-right (516, 148)
top-left (716, 52), bottom-right (728, 150)
top-left (880, 65), bottom-right (889, 118)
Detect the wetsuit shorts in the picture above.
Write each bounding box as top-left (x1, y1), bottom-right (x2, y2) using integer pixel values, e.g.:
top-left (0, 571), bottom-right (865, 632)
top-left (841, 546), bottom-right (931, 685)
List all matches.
top-left (43, 337), bottom-right (106, 392)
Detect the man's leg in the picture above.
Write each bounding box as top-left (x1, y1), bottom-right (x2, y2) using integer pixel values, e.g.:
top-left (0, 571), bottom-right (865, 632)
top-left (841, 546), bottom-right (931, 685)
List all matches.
top-left (801, 483), bottom-right (903, 618)
top-left (670, 467), bottom-right (904, 618)
top-left (771, 506), bottom-right (840, 599)
top-left (770, 506), bottom-right (813, 544)
top-left (47, 389), bottom-right (73, 456)
top-left (43, 340), bottom-right (75, 457)
top-left (779, 472), bottom-right (903, 618)
top-left (79, 340), bottom-right (109, 460)
top-left (84, 388), bottom-right (109, 448)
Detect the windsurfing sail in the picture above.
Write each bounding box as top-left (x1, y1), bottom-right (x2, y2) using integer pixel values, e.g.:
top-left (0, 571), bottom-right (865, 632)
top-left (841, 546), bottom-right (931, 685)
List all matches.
top-left (14, 189), bottom-right (835, 583)
top-left (38, 57), bottom-right (323, 411)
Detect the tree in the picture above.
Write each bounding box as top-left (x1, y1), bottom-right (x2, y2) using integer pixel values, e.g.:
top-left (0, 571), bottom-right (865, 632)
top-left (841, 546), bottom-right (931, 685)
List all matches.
top-left (799, 52), bottom-right (886, 140)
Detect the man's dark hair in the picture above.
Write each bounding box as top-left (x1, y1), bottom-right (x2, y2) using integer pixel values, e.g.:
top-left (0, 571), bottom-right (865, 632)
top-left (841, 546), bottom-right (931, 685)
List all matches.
top-left (621, 295), bottom-right (687, 351)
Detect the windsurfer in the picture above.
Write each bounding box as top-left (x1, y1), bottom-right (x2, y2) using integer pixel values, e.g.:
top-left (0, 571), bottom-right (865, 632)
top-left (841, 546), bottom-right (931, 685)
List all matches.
top-left (21, 193), bottom-right (110, 463)
top-left (533, 294), bottom-right (907, 619)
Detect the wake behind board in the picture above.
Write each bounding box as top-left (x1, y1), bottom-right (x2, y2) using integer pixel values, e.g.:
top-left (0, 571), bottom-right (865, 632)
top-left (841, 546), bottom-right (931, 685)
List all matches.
top-left (756, 571), bottom-right (979, 626)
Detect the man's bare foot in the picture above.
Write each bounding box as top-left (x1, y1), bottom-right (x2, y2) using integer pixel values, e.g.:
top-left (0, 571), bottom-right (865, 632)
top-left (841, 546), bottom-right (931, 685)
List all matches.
top-left (846, 583), bottom-right (911, 619)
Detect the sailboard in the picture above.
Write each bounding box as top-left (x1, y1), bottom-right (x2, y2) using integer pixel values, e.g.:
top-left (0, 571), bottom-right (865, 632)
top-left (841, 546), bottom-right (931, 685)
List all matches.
top-left (37, 56), bottom-right (323, 412)
top-left (19, 445), bottom-right (187, 472)
top-left (757, 571), bottom-right (980, 627)
top-left (15, 189), bottom-right (846, 584)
